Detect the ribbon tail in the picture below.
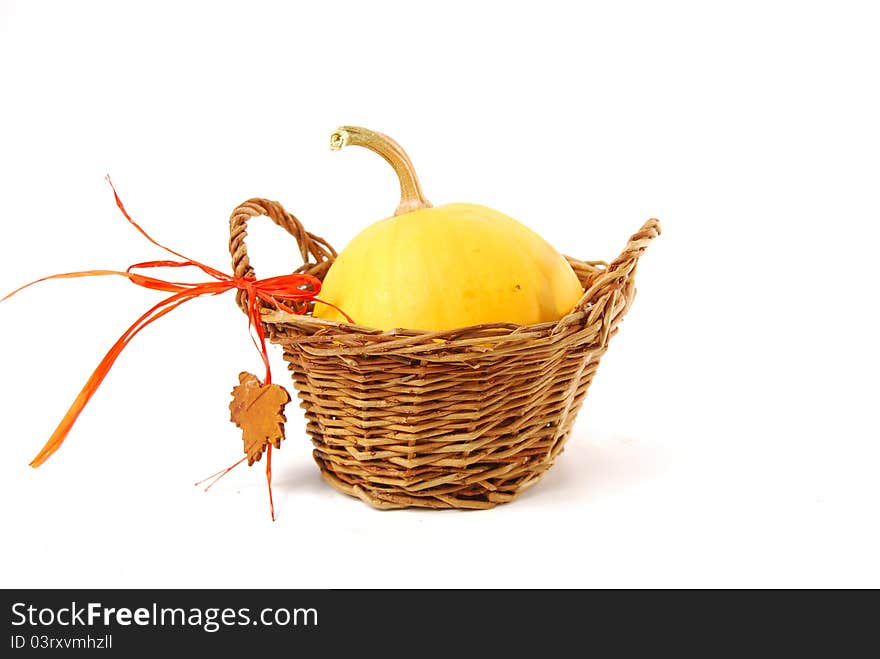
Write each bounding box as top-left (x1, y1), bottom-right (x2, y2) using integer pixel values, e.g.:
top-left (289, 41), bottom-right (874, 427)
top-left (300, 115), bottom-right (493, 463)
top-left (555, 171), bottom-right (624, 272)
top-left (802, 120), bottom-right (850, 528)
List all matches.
top-left (1, 270), bottom-right (133, 303)
top-left (247, 292), bottom-right (272, 385)
top-left (313, 296), bottom-right (355, 324)
top-left (266, 444), bottom-right (275, 522)
top-left (29, 290), bottom-right (200, 468)
top-left (106, 176), bottom-right (194, 264)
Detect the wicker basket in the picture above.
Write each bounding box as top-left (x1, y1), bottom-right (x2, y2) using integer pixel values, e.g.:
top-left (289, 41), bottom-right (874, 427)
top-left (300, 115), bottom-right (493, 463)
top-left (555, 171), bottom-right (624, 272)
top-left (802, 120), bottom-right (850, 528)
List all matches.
top-left (229, 200), bottom-right (660, 510)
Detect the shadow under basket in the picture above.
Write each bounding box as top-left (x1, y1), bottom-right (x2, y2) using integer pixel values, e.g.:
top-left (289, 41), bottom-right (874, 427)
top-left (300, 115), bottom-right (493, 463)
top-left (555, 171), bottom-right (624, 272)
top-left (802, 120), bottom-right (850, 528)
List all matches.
top-left (229, 200), bottom-right (660, 510)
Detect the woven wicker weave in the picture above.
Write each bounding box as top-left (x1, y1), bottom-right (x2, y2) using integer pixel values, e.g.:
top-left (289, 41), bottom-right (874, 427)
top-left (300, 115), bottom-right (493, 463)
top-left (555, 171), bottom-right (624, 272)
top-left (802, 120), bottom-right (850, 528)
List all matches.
top-left (229, 199), bottom-right (660, 510)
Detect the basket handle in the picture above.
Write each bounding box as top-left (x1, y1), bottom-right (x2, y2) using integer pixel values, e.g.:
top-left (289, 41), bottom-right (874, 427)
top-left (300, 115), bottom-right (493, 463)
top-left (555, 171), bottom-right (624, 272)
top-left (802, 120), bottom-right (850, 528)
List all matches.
top-left (574, 217), bottom-right (661, 313)
top-left (229, 198), bottom-right (337, 314)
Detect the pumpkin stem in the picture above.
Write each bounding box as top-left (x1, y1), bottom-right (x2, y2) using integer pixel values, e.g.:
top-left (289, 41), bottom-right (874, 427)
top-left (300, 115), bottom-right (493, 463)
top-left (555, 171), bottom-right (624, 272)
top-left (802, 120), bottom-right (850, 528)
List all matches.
top-left (330, 126), bottom-right (432, 216)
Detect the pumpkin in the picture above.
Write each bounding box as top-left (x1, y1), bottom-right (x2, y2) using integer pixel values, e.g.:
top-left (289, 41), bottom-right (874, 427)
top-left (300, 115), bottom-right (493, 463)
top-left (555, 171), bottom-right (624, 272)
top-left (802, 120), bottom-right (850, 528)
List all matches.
top-left (312, 127), bottom-right (583, 331)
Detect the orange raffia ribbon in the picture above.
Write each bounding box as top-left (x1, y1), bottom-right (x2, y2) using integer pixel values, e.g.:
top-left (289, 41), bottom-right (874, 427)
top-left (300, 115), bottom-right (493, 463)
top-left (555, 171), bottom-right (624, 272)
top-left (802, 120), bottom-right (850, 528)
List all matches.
top-left (1, 178), bottom-right (348, 519)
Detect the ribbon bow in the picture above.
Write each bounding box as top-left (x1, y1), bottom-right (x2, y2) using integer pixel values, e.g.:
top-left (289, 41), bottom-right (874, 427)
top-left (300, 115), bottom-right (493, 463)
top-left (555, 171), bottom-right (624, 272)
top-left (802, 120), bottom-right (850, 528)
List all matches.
top-left (2, 178), bottom-right (347, 517)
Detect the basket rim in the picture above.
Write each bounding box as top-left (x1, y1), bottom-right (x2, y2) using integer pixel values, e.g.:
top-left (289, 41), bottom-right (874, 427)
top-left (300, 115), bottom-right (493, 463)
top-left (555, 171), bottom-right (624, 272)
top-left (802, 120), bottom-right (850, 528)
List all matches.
top-left (260, 254), bottom-right (605, 339)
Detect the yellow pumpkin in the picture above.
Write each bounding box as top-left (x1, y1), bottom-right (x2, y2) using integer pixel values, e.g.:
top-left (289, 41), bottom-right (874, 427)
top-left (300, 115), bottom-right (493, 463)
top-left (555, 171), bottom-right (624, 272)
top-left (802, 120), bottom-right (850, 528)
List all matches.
top-left (312, 127), bottom-right (583, 331)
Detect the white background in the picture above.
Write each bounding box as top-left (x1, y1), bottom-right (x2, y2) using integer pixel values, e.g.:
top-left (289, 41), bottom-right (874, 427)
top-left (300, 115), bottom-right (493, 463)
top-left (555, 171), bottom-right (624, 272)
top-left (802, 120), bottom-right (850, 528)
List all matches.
top-left (1, 0), bottom-right (877, 588)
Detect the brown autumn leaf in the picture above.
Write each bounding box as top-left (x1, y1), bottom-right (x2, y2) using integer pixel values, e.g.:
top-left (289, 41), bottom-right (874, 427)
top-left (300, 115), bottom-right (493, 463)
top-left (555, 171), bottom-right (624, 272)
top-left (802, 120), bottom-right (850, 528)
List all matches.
top-left (229, 372), bottom-right (291, 465)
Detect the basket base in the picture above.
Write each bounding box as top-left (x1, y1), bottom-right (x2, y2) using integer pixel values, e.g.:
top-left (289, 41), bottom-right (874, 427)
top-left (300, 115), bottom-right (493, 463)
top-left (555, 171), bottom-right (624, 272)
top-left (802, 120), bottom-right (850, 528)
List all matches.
top-left (314, 450), bottom-right (557, 510)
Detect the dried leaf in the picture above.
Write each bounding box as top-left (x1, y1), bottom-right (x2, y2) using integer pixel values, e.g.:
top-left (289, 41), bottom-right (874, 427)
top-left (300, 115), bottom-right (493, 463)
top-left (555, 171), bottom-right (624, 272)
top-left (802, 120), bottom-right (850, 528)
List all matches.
top-left (229, 372), bottom-right (291, 465)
